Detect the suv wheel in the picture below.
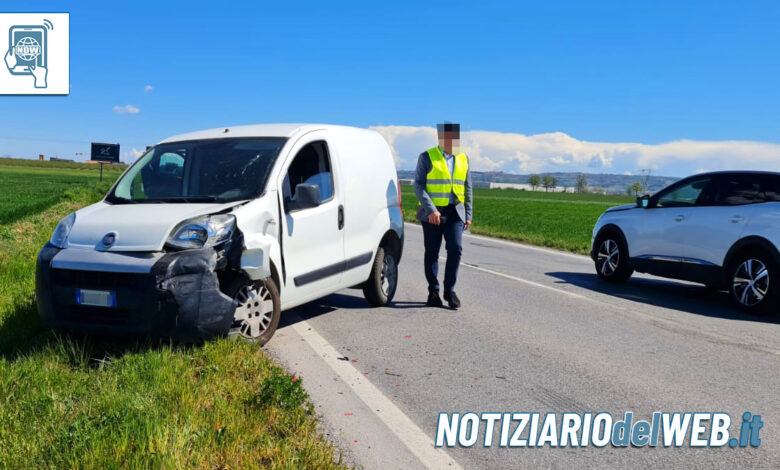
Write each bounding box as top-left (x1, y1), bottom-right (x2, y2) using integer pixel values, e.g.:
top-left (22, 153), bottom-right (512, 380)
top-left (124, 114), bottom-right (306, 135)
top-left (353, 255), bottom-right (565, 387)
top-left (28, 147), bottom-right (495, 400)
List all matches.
top-left (729, 249), bottom-right (778, 315)
top-left (363, 246), bottom-right (398, 306)
top-left (594, 233), bottom-right (633, 283)
top-left (228, 277), bottom-right (281, 345)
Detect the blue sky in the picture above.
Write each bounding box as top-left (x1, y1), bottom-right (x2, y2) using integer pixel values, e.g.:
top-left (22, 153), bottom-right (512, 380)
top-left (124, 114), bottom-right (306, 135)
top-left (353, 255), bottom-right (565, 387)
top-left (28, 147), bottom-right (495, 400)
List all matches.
top-left (2, 1), bottom-right (780, 176)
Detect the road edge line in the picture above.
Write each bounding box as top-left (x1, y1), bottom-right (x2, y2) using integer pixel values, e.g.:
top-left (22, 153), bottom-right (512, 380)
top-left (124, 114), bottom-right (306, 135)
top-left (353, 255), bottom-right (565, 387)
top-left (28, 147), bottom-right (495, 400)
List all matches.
top-left (289, 317), bottom-right (465, 470)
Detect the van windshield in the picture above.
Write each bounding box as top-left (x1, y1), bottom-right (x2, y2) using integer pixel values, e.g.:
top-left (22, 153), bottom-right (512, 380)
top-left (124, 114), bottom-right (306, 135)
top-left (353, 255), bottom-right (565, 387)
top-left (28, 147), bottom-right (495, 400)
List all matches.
top-left (107, 137), bottom-right (287, 204)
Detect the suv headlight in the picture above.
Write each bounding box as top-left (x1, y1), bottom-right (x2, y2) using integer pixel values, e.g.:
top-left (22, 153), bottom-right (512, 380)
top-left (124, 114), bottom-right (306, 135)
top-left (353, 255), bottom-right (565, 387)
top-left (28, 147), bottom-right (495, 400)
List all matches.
top-left (50, 212), bottom-right (76, 248)
top-left (166, 214), bottom-right (236, 250)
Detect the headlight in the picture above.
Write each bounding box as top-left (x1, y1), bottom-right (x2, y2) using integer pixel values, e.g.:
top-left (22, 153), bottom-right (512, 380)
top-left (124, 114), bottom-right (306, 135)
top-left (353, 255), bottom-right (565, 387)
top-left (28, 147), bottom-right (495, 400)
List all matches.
top-left (50, 212), bottom-right (76, 248)
top-left (166, 214), bottom-right (236, 250)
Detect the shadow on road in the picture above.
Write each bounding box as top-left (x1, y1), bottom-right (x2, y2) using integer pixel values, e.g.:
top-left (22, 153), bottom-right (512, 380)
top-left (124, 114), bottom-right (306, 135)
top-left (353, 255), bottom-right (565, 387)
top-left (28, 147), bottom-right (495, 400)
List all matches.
top-left (280, 293), bottom-right (372, 328)
top-left (280, 293), bottom-right (431, 329)
top-left (546, 271), bottom-right (780, 324)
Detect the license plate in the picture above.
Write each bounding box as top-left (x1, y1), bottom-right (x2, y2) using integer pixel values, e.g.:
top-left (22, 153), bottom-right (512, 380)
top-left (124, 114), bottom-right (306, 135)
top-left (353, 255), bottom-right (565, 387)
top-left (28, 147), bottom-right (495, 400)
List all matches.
top-left (76, 289), bottom-right (116, 308)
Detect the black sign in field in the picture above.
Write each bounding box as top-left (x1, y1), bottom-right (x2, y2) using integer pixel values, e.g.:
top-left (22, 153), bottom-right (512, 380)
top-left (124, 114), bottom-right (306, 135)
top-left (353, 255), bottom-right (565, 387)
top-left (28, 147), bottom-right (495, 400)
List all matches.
top-left (90, 142), bottom-right (120, 163)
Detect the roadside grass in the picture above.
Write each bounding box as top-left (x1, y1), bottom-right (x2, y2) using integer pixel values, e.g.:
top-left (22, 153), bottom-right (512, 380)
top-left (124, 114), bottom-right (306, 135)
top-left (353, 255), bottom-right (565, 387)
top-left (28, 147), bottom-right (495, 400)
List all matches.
top-left (401, 186), bottom-right (634, 254)
top-left (0, 183), bottom-right (345, 469)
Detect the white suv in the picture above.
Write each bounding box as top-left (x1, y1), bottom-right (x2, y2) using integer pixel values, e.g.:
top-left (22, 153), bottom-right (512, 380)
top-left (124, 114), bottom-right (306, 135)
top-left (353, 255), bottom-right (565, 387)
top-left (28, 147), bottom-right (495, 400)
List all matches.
top-left (591, 171), bottom-right (780, 314)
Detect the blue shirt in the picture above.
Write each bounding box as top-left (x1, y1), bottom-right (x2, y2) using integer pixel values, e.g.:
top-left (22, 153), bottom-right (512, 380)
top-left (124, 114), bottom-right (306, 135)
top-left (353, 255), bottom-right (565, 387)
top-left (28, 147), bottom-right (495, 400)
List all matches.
top-left (439, 147), bottom-right (459, 204)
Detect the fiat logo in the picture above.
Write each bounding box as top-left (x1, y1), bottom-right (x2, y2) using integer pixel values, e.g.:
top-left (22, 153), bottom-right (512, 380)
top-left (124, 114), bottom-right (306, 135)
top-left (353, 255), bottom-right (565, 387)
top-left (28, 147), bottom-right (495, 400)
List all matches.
top-left (101, 232), bottom-right (117, 248)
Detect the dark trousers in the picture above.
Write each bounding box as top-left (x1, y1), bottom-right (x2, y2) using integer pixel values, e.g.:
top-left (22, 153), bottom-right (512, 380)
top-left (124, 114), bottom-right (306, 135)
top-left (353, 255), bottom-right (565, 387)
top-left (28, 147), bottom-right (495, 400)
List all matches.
top-left (422, 205), bottom-right (464, 294)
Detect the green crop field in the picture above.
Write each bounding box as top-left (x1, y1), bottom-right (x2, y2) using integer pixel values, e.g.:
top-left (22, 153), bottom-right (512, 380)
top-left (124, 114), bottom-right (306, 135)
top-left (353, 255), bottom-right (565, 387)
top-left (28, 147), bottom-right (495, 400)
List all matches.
top-left (0, 162), bottom-right (345, 469)
top-left (401, 185), bottom-right (634, 254)
top-left (0, 162), bottom-right (125, 225)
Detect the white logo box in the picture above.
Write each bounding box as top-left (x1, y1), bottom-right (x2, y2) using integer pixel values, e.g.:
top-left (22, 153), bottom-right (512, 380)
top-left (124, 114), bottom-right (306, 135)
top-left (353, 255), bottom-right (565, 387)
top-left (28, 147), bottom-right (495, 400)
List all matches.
top-left (0, 13), bottom-right (69, 95)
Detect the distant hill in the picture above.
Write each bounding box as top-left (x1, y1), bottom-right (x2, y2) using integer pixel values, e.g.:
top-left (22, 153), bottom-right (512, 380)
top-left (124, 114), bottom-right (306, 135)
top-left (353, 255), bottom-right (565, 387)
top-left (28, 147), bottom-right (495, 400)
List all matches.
top-left (397, 169), bottom-right (678, 194)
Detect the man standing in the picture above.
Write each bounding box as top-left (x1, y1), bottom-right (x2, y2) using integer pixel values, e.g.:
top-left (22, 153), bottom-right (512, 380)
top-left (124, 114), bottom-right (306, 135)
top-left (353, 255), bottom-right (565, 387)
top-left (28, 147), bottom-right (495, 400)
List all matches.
top-left (414, 123), bottom-right (473, 309)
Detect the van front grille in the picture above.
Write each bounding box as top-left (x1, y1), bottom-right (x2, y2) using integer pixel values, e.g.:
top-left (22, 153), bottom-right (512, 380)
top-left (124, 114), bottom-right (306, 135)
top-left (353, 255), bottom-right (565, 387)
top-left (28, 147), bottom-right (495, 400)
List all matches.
top-left (68, 306), bottom-right (132, 325)
top-left (52, 269), bottom-right (146, 289)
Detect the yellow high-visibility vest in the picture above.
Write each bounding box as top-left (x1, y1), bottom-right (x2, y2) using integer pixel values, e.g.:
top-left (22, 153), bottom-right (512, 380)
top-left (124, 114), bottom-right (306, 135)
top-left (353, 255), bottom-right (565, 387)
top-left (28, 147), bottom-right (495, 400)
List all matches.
top-left (424, 146), bottom-right (468, 206)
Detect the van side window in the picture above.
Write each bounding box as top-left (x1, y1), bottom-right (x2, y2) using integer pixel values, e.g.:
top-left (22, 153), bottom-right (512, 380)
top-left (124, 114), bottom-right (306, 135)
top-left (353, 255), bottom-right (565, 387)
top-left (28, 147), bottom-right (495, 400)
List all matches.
top-left (132, 149), bottom-right (188, 199)
top-left (283, 141), bottom-right (333, 205)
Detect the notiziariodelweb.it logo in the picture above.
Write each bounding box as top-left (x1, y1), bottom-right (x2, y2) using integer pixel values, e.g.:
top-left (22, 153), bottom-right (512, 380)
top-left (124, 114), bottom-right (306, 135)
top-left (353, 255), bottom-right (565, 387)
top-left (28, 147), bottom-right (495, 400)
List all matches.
top-left (436, 411), bottom-right (763, 448)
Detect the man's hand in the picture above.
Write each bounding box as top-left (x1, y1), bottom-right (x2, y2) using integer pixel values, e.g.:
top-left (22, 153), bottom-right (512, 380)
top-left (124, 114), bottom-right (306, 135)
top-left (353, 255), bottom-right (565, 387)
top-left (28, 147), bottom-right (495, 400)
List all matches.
top-left (465, 220), bottom-right (472, 230)
top-left (427, 211), bottom-right (441, 226)
top-left (4, 48), bottom-right (16, 70)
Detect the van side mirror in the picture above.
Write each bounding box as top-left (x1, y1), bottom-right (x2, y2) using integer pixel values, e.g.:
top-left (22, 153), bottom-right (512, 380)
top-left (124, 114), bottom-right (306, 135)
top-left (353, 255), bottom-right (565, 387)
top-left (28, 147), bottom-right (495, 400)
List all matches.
top-left (288, 183), bottom-right (321, 211)
top-left (636, 194), bottom-right (650, 208)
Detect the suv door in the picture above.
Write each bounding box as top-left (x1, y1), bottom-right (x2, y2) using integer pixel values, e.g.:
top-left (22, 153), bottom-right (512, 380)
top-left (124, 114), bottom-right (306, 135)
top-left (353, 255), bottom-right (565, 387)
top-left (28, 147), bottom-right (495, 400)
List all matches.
top-left (629, 175), bottom-right (713, 262)
top-left (277, 136), bottom-right (345, 304)
top-left (678, 173), bottom-right (760, 266)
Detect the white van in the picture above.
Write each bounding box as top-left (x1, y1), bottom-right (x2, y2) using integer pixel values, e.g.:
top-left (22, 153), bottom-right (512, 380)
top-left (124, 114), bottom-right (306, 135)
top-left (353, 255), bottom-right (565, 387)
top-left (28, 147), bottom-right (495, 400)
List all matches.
top-left (36, 124), bottom-right (404, 344)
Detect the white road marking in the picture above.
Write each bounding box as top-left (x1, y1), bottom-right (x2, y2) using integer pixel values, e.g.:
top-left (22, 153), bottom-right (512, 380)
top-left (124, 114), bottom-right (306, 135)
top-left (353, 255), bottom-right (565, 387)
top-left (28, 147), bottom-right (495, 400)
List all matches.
top-left (444, 257), bottom-right (586, 299)
top-left (446, 255), bottom-right (780, 355)
top-left (289, 317), bottom-right (464, 470)
top-left (405, 222), bottom-right (589, 261)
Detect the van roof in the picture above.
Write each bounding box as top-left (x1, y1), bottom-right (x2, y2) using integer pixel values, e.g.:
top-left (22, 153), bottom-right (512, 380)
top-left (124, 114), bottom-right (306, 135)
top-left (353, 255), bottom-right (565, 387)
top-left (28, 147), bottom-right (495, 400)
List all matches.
top-left (158, 123), bottom-right (367, 144)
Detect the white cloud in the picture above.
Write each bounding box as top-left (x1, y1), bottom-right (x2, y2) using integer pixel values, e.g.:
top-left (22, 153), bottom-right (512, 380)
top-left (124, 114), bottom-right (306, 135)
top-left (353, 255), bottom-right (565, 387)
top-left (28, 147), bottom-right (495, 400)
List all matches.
top-left (123, 147), bottom-right (145, 161)
top-left (144, 85), bottom-right (153, 92)
top-left (113, 104), bottom-right (140, 114)
top-left (370, 125), bottom-right (780, 177)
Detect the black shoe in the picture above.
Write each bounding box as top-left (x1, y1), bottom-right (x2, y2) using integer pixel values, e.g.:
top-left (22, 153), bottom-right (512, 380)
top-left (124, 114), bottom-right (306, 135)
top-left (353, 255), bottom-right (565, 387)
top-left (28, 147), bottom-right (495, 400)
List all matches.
top-left (427, 292), bottom-right (443, 307)
top-left (443, 291), bottom-right (461, 309)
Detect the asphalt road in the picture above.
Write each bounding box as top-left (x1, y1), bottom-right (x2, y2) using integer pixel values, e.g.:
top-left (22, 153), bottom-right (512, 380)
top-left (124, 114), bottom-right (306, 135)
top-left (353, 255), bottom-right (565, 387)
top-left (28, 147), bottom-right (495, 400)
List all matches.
top-left (268, 223), bottom-right (780, 469)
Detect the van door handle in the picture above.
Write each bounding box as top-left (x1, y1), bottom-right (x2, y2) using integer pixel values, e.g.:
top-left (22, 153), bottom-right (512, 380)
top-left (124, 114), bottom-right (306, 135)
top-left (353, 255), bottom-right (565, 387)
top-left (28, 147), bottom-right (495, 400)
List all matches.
top-left (338, 205), bottom-right (344, 230)
top-left (731, 215), bottom-right (744, 223)
top-left (674, 215), bottom-right (685, 222)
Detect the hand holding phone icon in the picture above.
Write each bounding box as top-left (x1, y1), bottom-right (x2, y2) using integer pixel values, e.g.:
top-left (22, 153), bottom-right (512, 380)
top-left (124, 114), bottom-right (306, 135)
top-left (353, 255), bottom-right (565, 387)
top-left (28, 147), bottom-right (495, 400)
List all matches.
top-left (3, 48), bottom-right (16, 70)
top-left (4, 24), bottom-right (49, 88)
top-left (30, 63), bottom-right (47, 88)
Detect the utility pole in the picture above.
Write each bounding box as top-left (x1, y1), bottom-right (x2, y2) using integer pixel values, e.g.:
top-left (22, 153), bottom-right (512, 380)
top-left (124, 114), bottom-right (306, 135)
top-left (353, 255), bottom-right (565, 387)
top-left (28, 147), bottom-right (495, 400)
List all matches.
top-left (640, 169), bottom-right (652, 190)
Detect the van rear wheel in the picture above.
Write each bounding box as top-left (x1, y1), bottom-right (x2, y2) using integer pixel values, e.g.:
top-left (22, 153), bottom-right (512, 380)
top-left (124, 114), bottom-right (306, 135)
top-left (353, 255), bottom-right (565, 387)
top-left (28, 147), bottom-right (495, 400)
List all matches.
top-left (363, 247), bottom-right (397, 306)
top-left (227, 277), bottom-right (281, 345)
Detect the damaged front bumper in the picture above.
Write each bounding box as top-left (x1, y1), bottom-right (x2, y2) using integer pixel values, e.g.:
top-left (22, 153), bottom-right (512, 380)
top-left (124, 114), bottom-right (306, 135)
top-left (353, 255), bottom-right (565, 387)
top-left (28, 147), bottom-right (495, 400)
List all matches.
top-left (36, 243), bottom-right (237, 340)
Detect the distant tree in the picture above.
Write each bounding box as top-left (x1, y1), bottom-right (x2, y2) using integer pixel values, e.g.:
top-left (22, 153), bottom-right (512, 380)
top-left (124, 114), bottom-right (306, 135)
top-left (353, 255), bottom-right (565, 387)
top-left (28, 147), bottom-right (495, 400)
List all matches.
top-left (627, 181), bottom-right (644, 196)
top-left (550, 176), bottom-right (558, 192)
top-left (541, 175), bottom-right (553, 192)
top-left (528, 174), bottom-right (541, 191)
top-left (575, 174), bottom-right (587, 193)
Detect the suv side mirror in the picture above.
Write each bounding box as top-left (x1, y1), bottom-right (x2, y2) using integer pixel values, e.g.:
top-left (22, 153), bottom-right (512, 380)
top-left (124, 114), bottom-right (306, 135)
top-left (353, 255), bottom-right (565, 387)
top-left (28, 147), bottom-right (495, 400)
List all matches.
top-left (636, 194), bottom-right (650, 208)
top-left (288, 183), bottom-right (321, 211)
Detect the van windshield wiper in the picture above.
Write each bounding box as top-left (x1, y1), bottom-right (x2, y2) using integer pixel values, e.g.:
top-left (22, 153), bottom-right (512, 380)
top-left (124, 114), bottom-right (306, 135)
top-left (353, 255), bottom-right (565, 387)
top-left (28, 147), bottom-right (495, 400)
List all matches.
top-left (105, 195), bottom-right (139, 204)
top-left (144, 196), bottom-right (221, 203)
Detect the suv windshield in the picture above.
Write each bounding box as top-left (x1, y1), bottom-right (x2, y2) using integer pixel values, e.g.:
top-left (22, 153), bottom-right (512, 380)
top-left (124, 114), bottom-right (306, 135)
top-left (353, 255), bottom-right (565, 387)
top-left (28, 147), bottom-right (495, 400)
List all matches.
top-left (107, 137), bottom-right (287, 204)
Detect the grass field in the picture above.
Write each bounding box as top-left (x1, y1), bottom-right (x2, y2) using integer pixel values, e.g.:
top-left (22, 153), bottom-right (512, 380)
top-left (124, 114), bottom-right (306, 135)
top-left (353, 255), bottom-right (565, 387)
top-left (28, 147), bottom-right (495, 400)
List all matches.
top-left (0, 164), bottom-right (125, 225)
top-left (0, 162), bottom-right (345, 469)
top-left (401, 185), bottom-right (634, 254)
top-left (0, 157), bottom-right (128, 172)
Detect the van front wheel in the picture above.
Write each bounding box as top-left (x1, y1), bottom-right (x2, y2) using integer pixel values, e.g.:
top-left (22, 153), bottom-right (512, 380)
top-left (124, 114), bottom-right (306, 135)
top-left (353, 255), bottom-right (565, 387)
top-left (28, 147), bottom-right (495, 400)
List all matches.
top-left (228, 277), bottom-right (281, 345)
top-left (363, 247), bottom-right (397, 306)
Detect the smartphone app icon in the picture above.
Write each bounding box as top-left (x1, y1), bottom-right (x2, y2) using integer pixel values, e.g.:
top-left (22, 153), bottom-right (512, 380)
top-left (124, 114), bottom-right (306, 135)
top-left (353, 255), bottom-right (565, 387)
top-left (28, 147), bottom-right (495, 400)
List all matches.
top-left (9, 25), bottom-right (46, 75)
